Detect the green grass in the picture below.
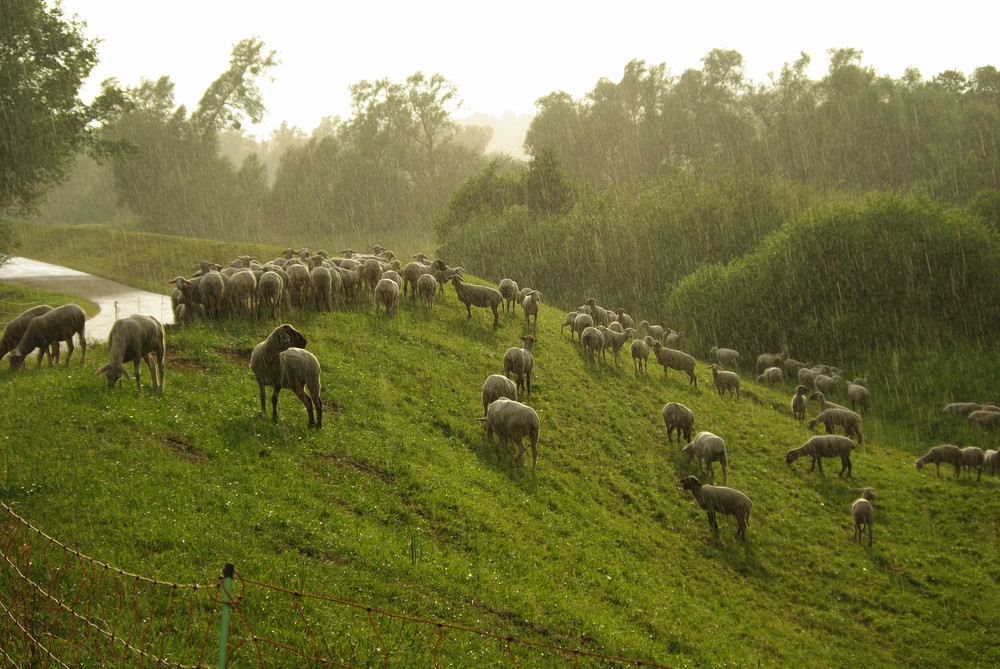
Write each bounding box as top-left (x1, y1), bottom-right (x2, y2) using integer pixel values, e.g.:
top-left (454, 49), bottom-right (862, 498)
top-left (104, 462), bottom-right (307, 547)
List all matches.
top-left (0, 230), bottom-right (997, 667)
top-left (1, 283), bottom-right (99, 325)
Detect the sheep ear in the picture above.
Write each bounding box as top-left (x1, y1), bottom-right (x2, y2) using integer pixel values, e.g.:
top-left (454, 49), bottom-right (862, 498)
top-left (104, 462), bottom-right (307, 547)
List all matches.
top-left (94, 364), bottom-right (108, 376)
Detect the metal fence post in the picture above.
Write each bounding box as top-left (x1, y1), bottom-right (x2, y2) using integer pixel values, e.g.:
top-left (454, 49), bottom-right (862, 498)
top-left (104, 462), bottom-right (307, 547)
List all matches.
top-left (217, 563), bottom-right (234, 669)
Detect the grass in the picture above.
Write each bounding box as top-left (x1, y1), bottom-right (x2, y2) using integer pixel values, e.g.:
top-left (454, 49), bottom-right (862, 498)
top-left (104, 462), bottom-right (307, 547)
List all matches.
top-left (0, 228), bottom-right (997, 667)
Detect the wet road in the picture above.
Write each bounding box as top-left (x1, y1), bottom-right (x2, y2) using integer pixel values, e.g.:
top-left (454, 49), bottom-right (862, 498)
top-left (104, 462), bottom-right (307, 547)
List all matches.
top-left (0, 257), bottom-right (173, 342)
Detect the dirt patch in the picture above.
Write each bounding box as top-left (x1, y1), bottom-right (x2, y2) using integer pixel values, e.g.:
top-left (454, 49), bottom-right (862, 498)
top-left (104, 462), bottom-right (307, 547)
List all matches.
top-left (158, 434), bottom-right (209, 463)
top-left (215, 346), bottom-right (254, 364)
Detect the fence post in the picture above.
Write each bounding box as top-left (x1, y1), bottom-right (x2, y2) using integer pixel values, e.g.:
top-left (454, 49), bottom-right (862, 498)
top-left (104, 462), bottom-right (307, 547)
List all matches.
top-left (217, 563), bottom-right (234, 669)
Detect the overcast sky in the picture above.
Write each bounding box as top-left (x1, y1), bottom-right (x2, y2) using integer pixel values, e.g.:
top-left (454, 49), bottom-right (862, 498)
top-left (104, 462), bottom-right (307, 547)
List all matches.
top-left (62, 0), bottom-right (999, 138)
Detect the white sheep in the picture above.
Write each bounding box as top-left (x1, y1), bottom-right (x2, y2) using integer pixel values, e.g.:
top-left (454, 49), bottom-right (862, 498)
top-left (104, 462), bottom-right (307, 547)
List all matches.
top-left (498, 278), bottom-right (520, 313)
top-left (226, 269), bottom-right (257, 317)
top-left (959, 446), bottom-right (985, 481)
top-left (662, 401), bottom-right (694, 444)
top-left (361, 258), bottom-right (384, 299)
top-left (630, 336), bottom-right (652, 373)
top-left (580, 326), bottom-right (605, 364)
top-left (477, 398), bottom-right (539, 470)
top-left (791, 385), bottom-right (809, 421)
top-left (250, 324), bottom-right (322, 428)
top-left (93, 314), bottom-right (165, 393)
top-left (597, 325), bottom-right (636, 365)
top-left (585, 298), bottom-right (610, 327)
top-left (709, 346), bottom-right (740, 370)
top-left (756, 352), bottom-right (784, 373)
top-left (373, 277), bottom-right (400, 317)
top-left (638, 320), bottom-right (665, 342)
top-left (756, 366), bottom-right (784, 385)
top-left (450, 275), bottom-right (502, 327)
top-left (851, 496), bottom-right (874, 547)
top-left (967, 410), bottom-right (1000, 430)
top-left (256, 270), bottom-right (284, 320)
top-left (915, 444), bottom-right (962, 478)
top-left (560, 311), bottom-right (578, 336)
top-left (682, 431), bottom-right (728, 483)
top-left (813, 373), bottom-right (842, 396)
top-left (1, 305), bottom-right (55, 365)
top-left (521, 290), bottom-right (541, 329)
top-left (571, 312), bottom-right (594, 341)
top-left (943, 402), bottom-right (993, 417)
top-left (808, 408), bottom-right (864, 445)
top-left (614, 308), bottom-right (635, 330)
top-left (502, 335), bottom-right (536, 395)
top-left (708, 363), bottom-right (740, 398)
top-left (785, 435), bottom-right (856, 477)
top-left (414, 273), bottom-right (437, 309)
top-left (809, 391), bottom-right (849, 413)
top-left (651, 341), bottom-right (698, 386)
top-left (983, 449), bottom-right (999, 475)
top-left (680, 476), bottom-right (752, 540)
top-left (401, 260), bottom-right (432, 298)
top-left (481, 374), bottom-right (517, 417)
top-left (782, 358), bottom-right (806, 379)
top-left (664, 330), bottom-right (686, 348)
top-left (798, 366), bottom-right (819, 387)
top-left (8, 304), bottom-right (87, 370)
top-left (845, 381), bottom-right (871, 414)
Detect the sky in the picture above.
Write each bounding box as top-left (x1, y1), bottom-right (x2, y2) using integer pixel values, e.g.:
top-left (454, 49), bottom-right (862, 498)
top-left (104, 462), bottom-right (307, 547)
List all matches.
top-left (62, 0), bottom-right (1000, 139)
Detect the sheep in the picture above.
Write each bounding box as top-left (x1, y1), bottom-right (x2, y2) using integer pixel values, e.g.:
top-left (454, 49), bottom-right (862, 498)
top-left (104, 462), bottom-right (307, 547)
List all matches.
top-left (631, 336), bottom-right (652, 373)
top-left (502, 335), bottom-right (536, 394)
top-left (679, 476), bottom-right (752, 540)
top-left (756, 366), bottom-right (784, 385)
top-left (226, 269), bottom-right (257, 318)
top-left (571, 312), bottom-right (594, 341)
top-left (959, 446), bottom-right (985, 481)
top-left (782, 358), bottom-right (806, 379)
top-left (808, 408), bottom-right (864, 445)
top-left (250, 324), bottom-right (322, 428)
top-left (845, 381), bottom-right (871, 414)
top-left (0, 305), bottom-right (55, 365)
top-left (682, 431), bottom-right (728, 483)
top-left (967, 410), bottom-right (1000, 430)
top-left (481, 374), bottom-right (517, 417)
top-left (608, 321), bottom-right (624, 334)
top-left (707, 363), bottom-right (739, 398)
top-left (943, 402), bottom-right (993, 417)
top-left (984, 449), bottom-right (1000, 475)
top-left (373, 277), bottom-right (400, 317)
top-left (560, 311), bottom-right (578, 336)
top-left (756, 352), bottom-right (784, 373)
top-left (401, 260), bottom-right (432, 298)
top-left (638, 320), bottom-right (665, 342)
top-left (8, 304), bottom-right (87, 370)
top-left (477, 398), bottom-right (539, 470)
top-left (915, 444), bottom-right (962, 478)
top-left (664, 330), bottom-right (686, 348)
top-left (813, 373), bottom-right (842, 396)
top-left (597, 325), bottom-right (636, 365)
top-left (585, 298), bottom-right (610, 327)
top-left (798, 366), bottom-right (819, 387)
top-left (93, 314), bottom-right (165, 393)
top-left (791, 385), bottom-right (809, 421)
top-left (197, 270), bottom-right (228, 318)
top-left (521, 290), bottom-right (541, 329)
top-left (651, 341), bottom-right (698, 386)
top-left (785, 435), bottom-right (856, 476)
top-left (498, 278), bottom-right (520, 313)
top-left (709, 346), bottom-right (740, 370)
top-left (851, 496), bottom-right (874, 547)
top-left (580, 326), bottom-right (605, 364)
top-left (809, 391), bottom-right (849, 413)
top-left (449, 275), bottom-right (502, 327)
top-left (662, 401), bottom-right (694, 444)
top-left (256, 270), bottom-right (284, 320)
top-left (361, 258), bottom-right (384, 299)
top-left (614, 308), bottom-right (635, 330)
top-left (414, 273), bottom-right (437, 309)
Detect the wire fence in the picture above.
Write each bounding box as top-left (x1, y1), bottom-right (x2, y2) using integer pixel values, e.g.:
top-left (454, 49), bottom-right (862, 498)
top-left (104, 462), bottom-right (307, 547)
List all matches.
top-left (0, 502), bottom-right (671, 668)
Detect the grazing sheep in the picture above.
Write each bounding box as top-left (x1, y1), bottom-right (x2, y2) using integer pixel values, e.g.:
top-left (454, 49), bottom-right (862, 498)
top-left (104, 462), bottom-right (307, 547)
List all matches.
top-left (682, 431), bottom-right (728, 483)
top-left (814, 373), bottom-right (842, 396)
top-left (915, 444), bottom-right (963, 478)
top-left (481, 374), bottom-right (518, 417)
top-left (571, 312), bottom-right (594, 341)
top-left (756, 352), bottom-right (784, 373)
top-left (782, 358), bottom-right (806, 379)
top-left (756, 366), bottom-right (784, 385)
top-left (450, 275), bottom-right (503, 327)
top-left (381, 269), bottom-right (403, 289)
top-left (373, 277), bottom-right (400, 317)
top-left (791, 385), bottom-right (809, 421)
top-left (708, 363), bottom-right (740, 398)
top-left (256, 270), bottom-right (284, 320)
top-left (968, 410), bottom-right (1000, 430)
top-left (0, 305), bottom-right (54, 365)
top-left (680, 476), bottom-right (752, 540)
top-left (597, 325), bottom-right (636, 365)
top-left (851, 497), bottom-right (874, 547)
top-left (943, 402), bottom-right (995, 417)
top-left (798, 367), bottom-right (820, 387)
top-left (785, 435), bottom-right (856, 477)
top-left (250, 324), bottom-right (322, 428)
top-left (845, 381), bottom-right (871, 414)
top-left (662, 401), bottom-right (694, 444)
top-left (498, 278), bottom-right (520, 312)
top-left (631, 336), bottom-right (652, 373)
top-left (580, 326), bottom-right (605, 364)
top-left (522, 290), bottom-right (541, 329)
top-left (8, 304), bottom-right (87, 370)
top-left (414, 273), bottom-right (437, 309)
top-left (809, 391), bottom-right (849, 413)
top-left (808, 408), bottom-right (864, 445)
top-left (959, 446), bottom-right (986, 481)
top-left (502, 335), bottom-right (536, 395)
top-left (477, 398), bottom-right (540, 470)
top-left (651, 341), bottom-right (698, 387)
top-left (709, 346), bottom-right (740, 370)
top-left (984, 449), bottom-right (999, 475)
top-left (93, 314), bottom-right (165, 393)
top-left (560, 311), bottom-right (578, 336)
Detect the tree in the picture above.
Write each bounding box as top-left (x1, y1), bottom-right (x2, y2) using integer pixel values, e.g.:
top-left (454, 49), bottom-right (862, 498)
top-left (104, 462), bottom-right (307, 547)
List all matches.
top-left (190, 36), bottom-right (278, 136)
top-left (0, 0), bottom-right (126, 261)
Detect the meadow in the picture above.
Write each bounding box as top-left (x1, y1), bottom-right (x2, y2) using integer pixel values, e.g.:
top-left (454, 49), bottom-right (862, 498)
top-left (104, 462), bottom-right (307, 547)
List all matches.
top-left (0, 226), bottom-right (997, 667)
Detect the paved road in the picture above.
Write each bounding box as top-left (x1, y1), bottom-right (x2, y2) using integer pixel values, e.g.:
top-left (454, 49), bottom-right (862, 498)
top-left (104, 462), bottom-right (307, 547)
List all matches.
top-left (0, 257), bottom-right (173, 341)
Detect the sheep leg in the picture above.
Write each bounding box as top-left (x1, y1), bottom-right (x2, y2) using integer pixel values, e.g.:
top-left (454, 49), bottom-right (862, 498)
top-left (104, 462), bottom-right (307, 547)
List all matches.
top-left (491, 306), bottom-right (499, 328)
top-left (270, 385), bottom-right (282, 420)
top-left (257, 381), bottom-right (268, 415)
top-left (78, 331), bottom-right (86, 365)
top-left (840, 457), bottom-right (851, 478)
top-left (706, 511), bottom-right (718, 530)
top-left (290, 385), bottom-right (315, 427)
top-left (64, 337), bottom-right (74, 366)
top-left (154, 351), bottom-right (165, 393)
top-left (133, 358), bottom-right (143, 393)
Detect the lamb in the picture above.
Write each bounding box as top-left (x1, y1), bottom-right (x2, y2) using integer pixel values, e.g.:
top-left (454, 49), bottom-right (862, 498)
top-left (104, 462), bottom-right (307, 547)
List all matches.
top-left (93, 314), bottom-right (165, 393)
top-left (808, 408), bottom-right (864, 445)
top-left (250, 324), bottom-right (322, 428)
top-left (0, 305), bottom-right (54, 365)
top-left (984, 449), bottom-right (1000, 475)
top-left (707, 363), bottom-right (740, 398)
top-left (631, 336), bottom-right (652, 373)
top-left (809, 391), bottom-right (849, 413)
top-left (756, 352), bottom-right (784, 373)
top-left (481, 374), bottom-right (518, 416)
top-left (651, 341), bottom-right (698, 386)
top-left (502, 335), bottom-right (536, 395)
top-left (914, 444), bottom-right (962, 478)
top-left (662, 401), bottom-right (694, 444)
top-left (477, 398), bottom-right (539, 470)
top-left (791, 385), bottom-right (809, 421)
top-left (8, 304), bottom-right (87, 370)
top-left (756, 366), bottom-right (784, 385)
top-left (498, 278), bottom-right (520, 312)
top-left (373, 277), bottom-right (400, 317)
top-left (967, 410), bottom-right (1000, 430)
top-left (682, 431), bottom-right (728, 483)
top-left (449, 275), bottom-right (502, 327)
top-left (798, 367), bottom-right (819, 387)
top-left (679, 476), bottom-right (752, 540)
top-left (521, 290), bottom-right (542, 329)
top-left (959, 446), bottom-right (985, 481)
top-left (414, 273), bottom-right (437, 309)
top-left (597, 325), bottom-right (636, 365)
top-left (785, 435), bottom-right (856, 476)
top-left (709, 346), bottom-right (740, 370)
top-left (845, 381), bottom-right (871, 414)
top-left (851, 495), bottom-right (874, 547)
top-left (580, 326), bottom-right (605, 364)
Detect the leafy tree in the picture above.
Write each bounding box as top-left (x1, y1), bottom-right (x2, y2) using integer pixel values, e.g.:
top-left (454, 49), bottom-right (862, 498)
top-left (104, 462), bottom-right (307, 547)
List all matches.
top-left (190, 36), bottom-right (278, 136)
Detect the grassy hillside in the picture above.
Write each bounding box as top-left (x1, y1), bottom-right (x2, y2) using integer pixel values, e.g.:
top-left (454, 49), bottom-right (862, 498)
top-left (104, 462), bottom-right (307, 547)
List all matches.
top-left (1, 238), bottom-right (997, 666)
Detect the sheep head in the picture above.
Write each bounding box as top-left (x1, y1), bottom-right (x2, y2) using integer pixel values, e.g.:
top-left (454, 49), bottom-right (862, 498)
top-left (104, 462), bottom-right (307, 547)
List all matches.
top-left (785, 449), bottom-right (801, 465)
top-left (679, 476), bottom-right (702, 492)
top-left (269, 324), bottom-right (307, 351)
top-left (94, 362), bottom-right (131, 387)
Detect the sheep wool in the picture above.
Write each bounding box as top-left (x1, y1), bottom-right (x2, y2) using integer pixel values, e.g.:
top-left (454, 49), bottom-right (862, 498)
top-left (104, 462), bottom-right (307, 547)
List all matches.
top-left (481, 374), bottom-right (518, 417)
top-left (680, 476), bottom-right (752, 540)
top-left (502, 335), bottom-right (536, 395)
top-left (477, 398), bottom-right (539, 470)
top-left (8, 303), bottom-right (87, 370)
top-left (808, 408), bottom-right (864, 445)
top-left (708, 363), bottom-right (740, 398)
top-left (682, 431), bottom-right (728, 483)
top-left (915, 444), bottom-right (963, 478)
top-left (93, 314), bottom-right (166, 394)
top-left (450, 275), bottom-right (503, 327)
top-left (662, 402), bottom-right (694, 444)
top-left (0, 305), bottom-right (54, 364)
top-left (851, 498), bottom-right (874, 546)
top-left (786, 435), bottom-right (856, 477)
top-left (250, 324), bottom-right (322, 428)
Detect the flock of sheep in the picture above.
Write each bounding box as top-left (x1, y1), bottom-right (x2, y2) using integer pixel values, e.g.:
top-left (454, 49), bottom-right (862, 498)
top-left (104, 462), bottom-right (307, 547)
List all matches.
top-left (2, 246), bottom-right (997, 548)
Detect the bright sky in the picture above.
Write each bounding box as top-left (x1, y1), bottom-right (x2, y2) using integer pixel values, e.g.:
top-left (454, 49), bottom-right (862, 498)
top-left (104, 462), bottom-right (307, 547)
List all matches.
top-left (62, 0), bottom-right (999, 139)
